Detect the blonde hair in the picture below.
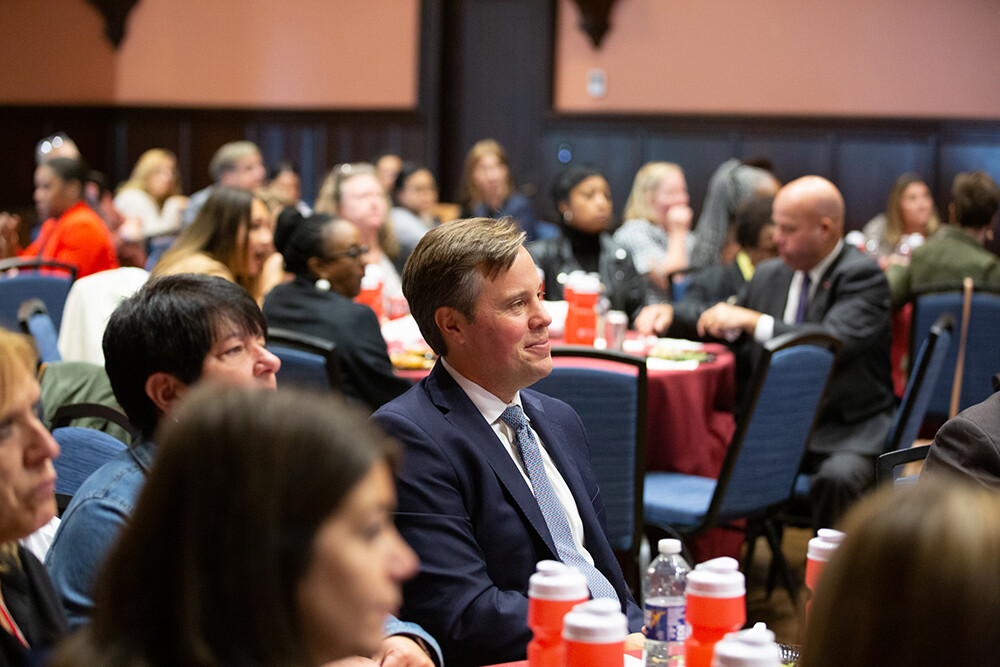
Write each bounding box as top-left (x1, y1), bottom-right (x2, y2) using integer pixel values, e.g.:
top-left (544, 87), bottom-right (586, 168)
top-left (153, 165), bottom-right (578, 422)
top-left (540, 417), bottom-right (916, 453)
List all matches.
top-left (801, 479), bottom-right (1000, 667)
top-left (623, 162), bottom-right (684, 222)
top-left (315, 163), bottom-right (399, 258)
top-left (458, 139), bottom-right (515, 211)
top-left (118, 148), bottom-right (180, 205)
top-left (0, 328), bottom-right (39, 569)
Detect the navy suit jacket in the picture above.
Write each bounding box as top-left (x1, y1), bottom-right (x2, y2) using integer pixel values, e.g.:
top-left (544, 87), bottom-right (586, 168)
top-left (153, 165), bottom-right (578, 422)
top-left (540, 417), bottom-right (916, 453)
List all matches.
top-left (372, 363), bottom-right (642, 667)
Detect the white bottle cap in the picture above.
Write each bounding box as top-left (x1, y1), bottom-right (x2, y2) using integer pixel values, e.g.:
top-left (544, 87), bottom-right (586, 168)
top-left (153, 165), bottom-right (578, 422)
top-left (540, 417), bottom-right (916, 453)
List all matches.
top-left (658, 538), bottom-right (682, 556)
top-left (687, 557), bottom-right (745, 598)
top-left (807, 528), bottom-right (846, 563)
top-left (528, 561), bottom-right (589, 601)
top-left (711, 623), bottom-right (781, 667)
top-left (561, 599), bottom-right (628, 644)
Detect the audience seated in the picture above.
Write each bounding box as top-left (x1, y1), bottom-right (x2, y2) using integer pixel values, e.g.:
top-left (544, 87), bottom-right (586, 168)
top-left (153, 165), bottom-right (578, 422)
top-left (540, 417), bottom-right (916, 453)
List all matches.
top-left (689, 158), bottom-right (780, 269)
top-left (152, 186), bottom-right (275, 304)
top-left (182, 140), bottom-right (266, 226)
top-left (267, 160), bottom-right (312, 216)
top-left (48, 385), bottom-right (432, 667)
top-left (390, 161), bottom-right (441, 259)
top-left (612, 161), bottom-right (694, 303)
top-left (315, 163), bottom-right (405, 301)
top-left (1, 158), bottom-right (119, 278)
top-left (373, 217), bottom-right (642, 667)
top-left (861, 172), bottom-right (940, 266)
top-left (800, 479), bottom-right (1000, 667)
top-left (639, 195), bottom-right (776, 339)
top-left (263, 214), bottom-right (412, 411)
top-left (922, 374), bottom-right (1000, 487)
top-left (44, 275), bottom-right (280, 629)
top-left (644, 176), bottom-right (894, 529)
top-left (113, 149), bottom-right (188, 240)
top-left (374, 152), bottom-right (403, 195)
top-left (459, 138), bottom-right (543, 242)
top-left (0, 328), bottom-right (67, 665)
top-left (529, 164), bottom-right (646, 320)
top-left (888, 170), bottom-right (1000, 308)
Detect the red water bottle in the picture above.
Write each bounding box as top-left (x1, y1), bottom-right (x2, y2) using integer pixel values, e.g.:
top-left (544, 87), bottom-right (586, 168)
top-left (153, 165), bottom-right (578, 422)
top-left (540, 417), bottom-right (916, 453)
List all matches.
top-left (804, 528), bottom-right (845, 621)
top-left (684, 557), bottom-right (746, 667)
top-left (711, 622), bottom-right (781, 667)
top-left (355, 268), bottom-right (384, 321)
top-left (528, 561), bottom-right (588, 667)
top-left (562, 599), bottom-right (628, 667)
top-left (565, 274), bottom-right (600, 346)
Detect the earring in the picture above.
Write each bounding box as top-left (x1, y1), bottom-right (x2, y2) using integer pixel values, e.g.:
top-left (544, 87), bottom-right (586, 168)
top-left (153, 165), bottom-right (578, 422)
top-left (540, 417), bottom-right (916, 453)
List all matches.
top-left (315, 278), bottom-right (331, 292)
top-left (563, 210), bottom-right (573, 222)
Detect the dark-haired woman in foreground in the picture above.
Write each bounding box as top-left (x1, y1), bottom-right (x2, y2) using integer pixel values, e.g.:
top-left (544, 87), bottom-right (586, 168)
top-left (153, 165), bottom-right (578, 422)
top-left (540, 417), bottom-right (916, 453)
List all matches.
top-left (51, 385), bottom-right (420, 666)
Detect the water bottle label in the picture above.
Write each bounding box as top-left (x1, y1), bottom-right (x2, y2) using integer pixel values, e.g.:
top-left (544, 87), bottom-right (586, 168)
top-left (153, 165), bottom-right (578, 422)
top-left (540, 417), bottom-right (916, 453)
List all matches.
top-left (644, 602), bottom-right (687, 642)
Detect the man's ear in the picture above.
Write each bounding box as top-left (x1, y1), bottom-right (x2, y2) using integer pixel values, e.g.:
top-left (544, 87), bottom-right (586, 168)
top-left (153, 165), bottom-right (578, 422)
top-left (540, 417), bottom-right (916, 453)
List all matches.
top-left (434, 306), bottom-right (466, 349)
top-left (144, 372), bottom-right (189, 416)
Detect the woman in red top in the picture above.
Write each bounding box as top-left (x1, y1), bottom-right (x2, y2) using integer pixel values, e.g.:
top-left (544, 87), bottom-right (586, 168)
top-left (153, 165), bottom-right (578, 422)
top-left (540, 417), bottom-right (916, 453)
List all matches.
top-left (13, 158), bottom-right (118, 278)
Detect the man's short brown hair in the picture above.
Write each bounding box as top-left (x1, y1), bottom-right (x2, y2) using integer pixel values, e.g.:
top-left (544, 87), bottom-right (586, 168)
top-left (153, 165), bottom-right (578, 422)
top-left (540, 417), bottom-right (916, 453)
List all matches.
top-left (952, 171), bottom-right (1000, 229)
top-left (403, 217), bottom-right (525, 356)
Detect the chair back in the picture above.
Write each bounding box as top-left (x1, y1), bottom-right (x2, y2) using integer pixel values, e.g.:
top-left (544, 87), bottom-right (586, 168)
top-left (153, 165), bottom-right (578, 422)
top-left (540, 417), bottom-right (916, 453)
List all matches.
top-left (530, 347), bottom-right (647, 563)
top-left (707, 331), bottom-right (839, 524)
top-left (17, 298), bottom-right (61, 363)
top-left (911, 286), bottom-right (1000, 419)
top-left (887, 313), bottom-right (954, 451)
top-left (876, 443), bottom-right (931, 487)
top-left (267, 327), bottom-right (342, 392)
top-left (0, 258), bottom-right (77, 331)
top-left (52, 426), bottom-right (128, 500)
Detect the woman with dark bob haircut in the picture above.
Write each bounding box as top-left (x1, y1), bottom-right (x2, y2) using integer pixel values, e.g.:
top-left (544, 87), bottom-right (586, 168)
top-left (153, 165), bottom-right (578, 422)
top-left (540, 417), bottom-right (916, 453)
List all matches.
top-left (528, 164), bottom-right (645, 320)
top-left (50, 385), bottom-right (418, 666)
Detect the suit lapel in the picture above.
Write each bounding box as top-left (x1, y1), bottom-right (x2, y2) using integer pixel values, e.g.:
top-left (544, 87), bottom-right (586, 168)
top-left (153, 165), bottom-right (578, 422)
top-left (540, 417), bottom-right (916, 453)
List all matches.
top-left (806, 244), bottom-right (849, 322)
top-left (425, 364), bottom-right (559, 556)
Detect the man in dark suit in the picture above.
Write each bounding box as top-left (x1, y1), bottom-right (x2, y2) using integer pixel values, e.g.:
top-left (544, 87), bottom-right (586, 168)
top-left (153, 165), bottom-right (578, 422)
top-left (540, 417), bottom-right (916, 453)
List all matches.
top-left (690, 177), bottom-right (893, 529)
top-left (923, 376), bottom-right (1000, 487)
top-left (373, 217), bottom-right (642, 667)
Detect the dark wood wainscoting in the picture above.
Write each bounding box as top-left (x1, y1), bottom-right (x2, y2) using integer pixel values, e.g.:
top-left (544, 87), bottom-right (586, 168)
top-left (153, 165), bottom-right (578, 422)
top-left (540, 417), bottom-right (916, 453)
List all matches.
top-left (534, 114), bottom-right (1000, 232)
top-left (0, 105), bottom-right (430, 214)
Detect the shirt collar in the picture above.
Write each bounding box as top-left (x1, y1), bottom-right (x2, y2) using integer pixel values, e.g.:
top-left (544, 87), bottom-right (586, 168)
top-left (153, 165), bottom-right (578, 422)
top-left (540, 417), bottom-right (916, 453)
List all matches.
top-left (806, 239), bottom-right (844, 288)
top-left (440, 356), bottom-right (525, 425)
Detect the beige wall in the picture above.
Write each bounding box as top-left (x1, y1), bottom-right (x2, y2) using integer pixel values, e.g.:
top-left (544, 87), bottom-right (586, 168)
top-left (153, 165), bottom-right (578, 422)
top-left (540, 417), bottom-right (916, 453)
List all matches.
top-left (555, 0), bottom-right (1000, 119)
top-left (1, 0), bottom-right (419, 108)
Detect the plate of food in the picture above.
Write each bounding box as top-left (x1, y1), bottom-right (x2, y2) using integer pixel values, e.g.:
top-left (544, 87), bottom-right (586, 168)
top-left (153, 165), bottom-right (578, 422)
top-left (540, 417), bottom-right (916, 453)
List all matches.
top-left (390, 349), bottom-right (436, 370)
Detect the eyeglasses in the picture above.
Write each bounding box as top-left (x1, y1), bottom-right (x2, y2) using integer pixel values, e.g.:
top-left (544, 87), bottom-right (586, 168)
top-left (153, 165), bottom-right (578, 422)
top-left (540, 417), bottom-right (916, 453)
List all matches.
top-left (325, 244), bottom-right (368, 261)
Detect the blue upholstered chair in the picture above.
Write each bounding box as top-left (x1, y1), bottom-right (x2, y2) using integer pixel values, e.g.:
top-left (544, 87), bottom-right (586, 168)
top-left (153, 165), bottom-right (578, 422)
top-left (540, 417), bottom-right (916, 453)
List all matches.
top-left (911, 285), bottom-right (1000, 420)
top-left (18, 298), bottom-right (61, 364)
top-left (644, 331), bottom-right (840, 599)
top-left (0, 257), bottom-right (77, 331)
top-left (52, 426), bottom-right (129, 514)
top-left (266, 327), bottom-right (341, 393)
top-left (530, 346), bottom-right (647, 591)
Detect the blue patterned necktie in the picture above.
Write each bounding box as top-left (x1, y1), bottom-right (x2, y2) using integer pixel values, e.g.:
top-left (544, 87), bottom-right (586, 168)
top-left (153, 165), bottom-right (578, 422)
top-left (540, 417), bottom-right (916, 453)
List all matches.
top-left (795, 272), bottom-right (812, 324)
top-left (499, 404), bottom-right (618, 601)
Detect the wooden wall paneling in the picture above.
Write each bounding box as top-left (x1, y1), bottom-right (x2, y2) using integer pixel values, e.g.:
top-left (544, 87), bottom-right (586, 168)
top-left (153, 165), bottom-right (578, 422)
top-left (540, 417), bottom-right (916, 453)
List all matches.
top-left (834, 134), bottom-right (936, 229)
top-left (737, 132), bottom-right (834, 186)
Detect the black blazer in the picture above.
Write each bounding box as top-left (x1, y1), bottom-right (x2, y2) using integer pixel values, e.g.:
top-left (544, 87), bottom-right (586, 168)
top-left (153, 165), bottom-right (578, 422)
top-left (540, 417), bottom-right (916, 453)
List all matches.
top-left (263, 277), bottom-right (411, 411)
top-left (372, 363), bottom-right (642, 667)
top-left (737, 245), bottom-right (895, 455)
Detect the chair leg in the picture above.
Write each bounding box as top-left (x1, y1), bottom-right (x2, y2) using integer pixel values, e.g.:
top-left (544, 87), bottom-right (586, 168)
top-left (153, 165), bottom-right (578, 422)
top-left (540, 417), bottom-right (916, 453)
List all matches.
top-left (762, 518), bottom-right (799, 607)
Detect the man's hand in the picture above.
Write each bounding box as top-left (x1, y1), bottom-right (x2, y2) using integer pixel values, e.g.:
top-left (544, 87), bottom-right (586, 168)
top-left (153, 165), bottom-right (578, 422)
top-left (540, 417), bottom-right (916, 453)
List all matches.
top-left (324, 634), bottom-right (435, 667)
top-left (697, 302), bottom-right (761, 340)
top-left (635, 304), bottom-right (674, 337)
top-left (0, 212), bottom-right (20, 258)
top-left (625, 632), bottom-right (646, 651)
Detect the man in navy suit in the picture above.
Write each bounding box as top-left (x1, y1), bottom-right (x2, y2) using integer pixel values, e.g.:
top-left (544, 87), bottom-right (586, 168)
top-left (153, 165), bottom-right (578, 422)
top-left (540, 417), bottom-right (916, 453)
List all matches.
top-left (373, 217), bottom-right (643, 667)
top-left (693, 176), bottom-right (895, 529)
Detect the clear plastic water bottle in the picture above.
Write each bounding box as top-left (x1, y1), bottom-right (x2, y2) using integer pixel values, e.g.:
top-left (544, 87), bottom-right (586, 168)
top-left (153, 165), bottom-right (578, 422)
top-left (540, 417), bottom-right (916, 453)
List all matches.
top-left (643, 538), bottom-right (691, 666)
